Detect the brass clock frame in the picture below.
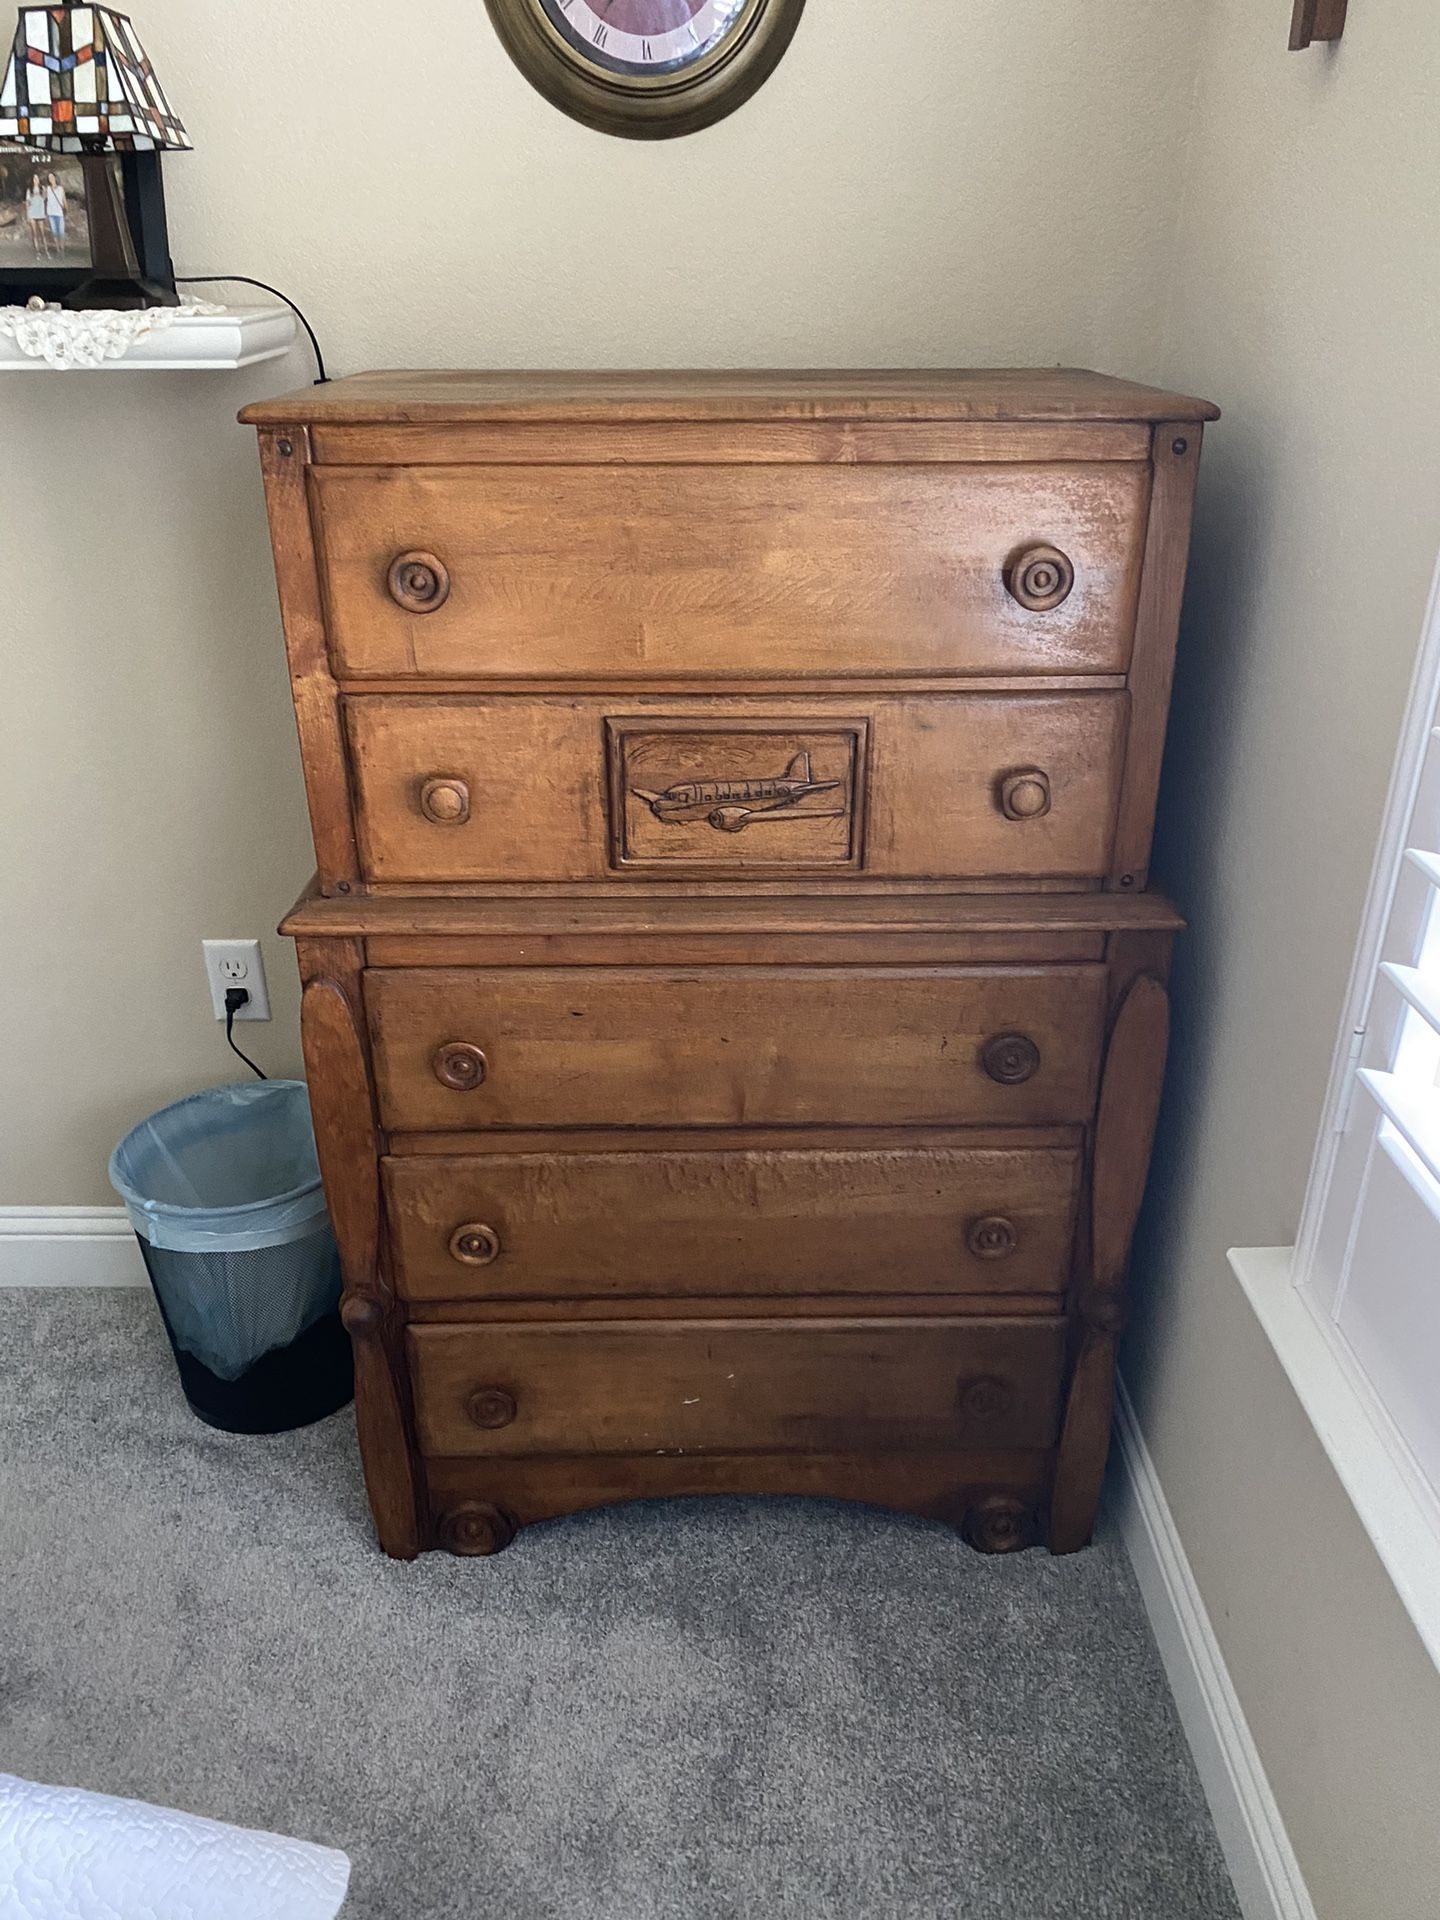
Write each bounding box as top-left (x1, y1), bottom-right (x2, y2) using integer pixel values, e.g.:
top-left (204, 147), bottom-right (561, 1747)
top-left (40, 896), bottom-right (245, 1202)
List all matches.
top-left (483, 0), bottom-right (807, 139)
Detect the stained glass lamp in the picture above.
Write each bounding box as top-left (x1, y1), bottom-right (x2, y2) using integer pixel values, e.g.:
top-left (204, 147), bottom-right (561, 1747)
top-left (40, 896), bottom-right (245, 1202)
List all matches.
top-left (0, 4), bottom-right (189, 308)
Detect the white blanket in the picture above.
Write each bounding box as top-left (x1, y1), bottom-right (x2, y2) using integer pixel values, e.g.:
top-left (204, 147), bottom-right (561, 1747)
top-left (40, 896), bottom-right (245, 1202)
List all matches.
top-left (0, 1774), bottom-right (350, 1919)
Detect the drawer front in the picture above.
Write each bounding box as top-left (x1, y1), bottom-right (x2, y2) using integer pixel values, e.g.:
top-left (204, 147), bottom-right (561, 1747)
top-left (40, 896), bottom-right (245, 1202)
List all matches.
top-left (366, 965), bottom-right (1107, 1131)
top-left (310, 463), bottom-right (1149, 681)
top-left (384, 1141), bottom-right (1081, 1302)
top-left (406, 1316), bottom-right (1069, 1457)
top-left (345, 692), bottom-right (1127, 884)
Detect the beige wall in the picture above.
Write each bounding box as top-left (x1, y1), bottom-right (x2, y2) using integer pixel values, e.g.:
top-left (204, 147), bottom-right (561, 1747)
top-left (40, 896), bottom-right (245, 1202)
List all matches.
top-left (0, 0), bottom-right (1201, 1202)
top-left (6, 1), bottom-right (1440, 1908)
top-left (1129, 2), bottom-right (1440, 1915)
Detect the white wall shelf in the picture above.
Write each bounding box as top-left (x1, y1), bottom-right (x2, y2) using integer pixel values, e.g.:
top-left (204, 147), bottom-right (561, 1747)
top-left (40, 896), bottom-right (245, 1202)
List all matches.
top-left (0, 304), bottom-right (296, 371)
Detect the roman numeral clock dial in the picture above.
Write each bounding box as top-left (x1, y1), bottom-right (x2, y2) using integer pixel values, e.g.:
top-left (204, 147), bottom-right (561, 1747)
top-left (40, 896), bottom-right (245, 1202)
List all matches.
top-left (551, 0), bottom-right (717, 74)
top-left (483, 0), bottom-right (806, 138)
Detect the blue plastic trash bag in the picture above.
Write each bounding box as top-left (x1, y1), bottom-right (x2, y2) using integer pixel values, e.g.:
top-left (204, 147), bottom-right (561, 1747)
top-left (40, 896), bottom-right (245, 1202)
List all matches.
top-left (109, 1081), bottom-right (339, 1383)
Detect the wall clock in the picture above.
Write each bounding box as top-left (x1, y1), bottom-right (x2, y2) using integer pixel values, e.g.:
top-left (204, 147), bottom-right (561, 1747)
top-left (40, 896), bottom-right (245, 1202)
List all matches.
top-left (483, 0), bottom-right (807, 139)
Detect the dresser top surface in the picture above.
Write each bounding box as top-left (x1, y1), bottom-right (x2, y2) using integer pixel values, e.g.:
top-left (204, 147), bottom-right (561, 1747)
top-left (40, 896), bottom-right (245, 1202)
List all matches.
top-left (240, 367), bottom-right (1219, 429)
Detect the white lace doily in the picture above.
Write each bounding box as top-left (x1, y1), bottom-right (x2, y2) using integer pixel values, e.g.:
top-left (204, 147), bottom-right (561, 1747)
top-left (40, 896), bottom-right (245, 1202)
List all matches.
top-left (0, 293), bottom-right (225, 370)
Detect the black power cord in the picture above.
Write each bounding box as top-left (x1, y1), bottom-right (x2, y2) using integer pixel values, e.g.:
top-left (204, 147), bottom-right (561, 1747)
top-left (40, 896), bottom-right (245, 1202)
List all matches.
top-left (174, 274), bottom-right (329, 385)
top-left (223, 987), bottom-right (268, 1081)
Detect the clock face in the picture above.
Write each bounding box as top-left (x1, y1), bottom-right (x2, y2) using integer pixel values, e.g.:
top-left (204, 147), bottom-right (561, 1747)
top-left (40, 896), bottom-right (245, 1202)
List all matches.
top-left (485, 0), bottom-right (804, 138)
top-left (536, 0), bottom-right (753, 79)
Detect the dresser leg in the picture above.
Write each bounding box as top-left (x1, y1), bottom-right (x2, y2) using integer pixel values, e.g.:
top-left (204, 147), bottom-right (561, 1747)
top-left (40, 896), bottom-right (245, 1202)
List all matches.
top-left (1048, 1331), bottom-right (1117, 1553)
top-left (298, 939), bottom-right (427, 1560)
top-left (963, 1492), bottom-right (1040, 1554)
top-left (436, 1502), bottom-right (518, 1557)
top-left (340, 1291), bottom-right (426, 1560)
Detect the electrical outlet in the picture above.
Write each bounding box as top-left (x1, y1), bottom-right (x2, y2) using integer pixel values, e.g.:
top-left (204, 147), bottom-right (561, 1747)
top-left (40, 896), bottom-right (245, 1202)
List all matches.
top-left (202, 938), bottom-right (271, 1021)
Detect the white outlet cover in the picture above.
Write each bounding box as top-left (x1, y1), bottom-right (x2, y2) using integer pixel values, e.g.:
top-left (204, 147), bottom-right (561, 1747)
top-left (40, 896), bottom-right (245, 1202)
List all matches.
top-left (202, 939), bottom-right (271, 1021)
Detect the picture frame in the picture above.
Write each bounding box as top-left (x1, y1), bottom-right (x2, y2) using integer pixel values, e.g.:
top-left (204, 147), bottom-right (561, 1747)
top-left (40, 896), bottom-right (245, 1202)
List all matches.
top-left (0, 149), bottom-right (174, 306)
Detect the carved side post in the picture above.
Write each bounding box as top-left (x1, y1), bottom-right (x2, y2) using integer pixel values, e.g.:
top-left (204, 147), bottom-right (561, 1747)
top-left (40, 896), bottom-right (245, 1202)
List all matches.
top-left (255, 428), bottom-right (362, 896)
top-left (297, 936), bottom-right (424, 1558)
top-left (1108, 425), bottom-right (1202, 892)
top-left (1049, 968), bottom-right (1170, 1553)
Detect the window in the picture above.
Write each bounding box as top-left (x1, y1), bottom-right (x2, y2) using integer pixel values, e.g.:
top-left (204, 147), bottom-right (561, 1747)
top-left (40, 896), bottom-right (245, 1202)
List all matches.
top-left (1294, 556), bottom-right (1440, 1514)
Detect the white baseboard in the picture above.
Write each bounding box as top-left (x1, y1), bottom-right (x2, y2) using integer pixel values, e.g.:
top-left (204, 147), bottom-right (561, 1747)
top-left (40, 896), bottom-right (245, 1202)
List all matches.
top-left (1111, 1376), bottom-right (1316, 1920)
top-left (0, 1207), bottom-right (147, 1287)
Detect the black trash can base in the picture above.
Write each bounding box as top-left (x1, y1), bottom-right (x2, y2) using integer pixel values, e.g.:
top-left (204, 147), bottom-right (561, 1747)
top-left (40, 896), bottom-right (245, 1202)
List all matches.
top-left (138, 1239), bottom-right (354, 1435)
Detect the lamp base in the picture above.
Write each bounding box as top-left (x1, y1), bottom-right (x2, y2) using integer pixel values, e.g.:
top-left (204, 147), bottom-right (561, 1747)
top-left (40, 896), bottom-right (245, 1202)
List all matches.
top-left (61, 272), bottom-right (180, 312)
top-left (64, 153), bottom-right (178, 310)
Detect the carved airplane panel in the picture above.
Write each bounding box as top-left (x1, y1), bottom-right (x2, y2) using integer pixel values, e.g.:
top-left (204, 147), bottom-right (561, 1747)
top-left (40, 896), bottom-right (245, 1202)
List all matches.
top-left (632, 749), bottom-right (844, 834)
top-left (607, 720), bottom-right (868, 871)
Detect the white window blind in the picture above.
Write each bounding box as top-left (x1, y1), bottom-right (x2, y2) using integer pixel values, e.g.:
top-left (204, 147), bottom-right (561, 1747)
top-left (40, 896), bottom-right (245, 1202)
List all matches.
top-left (1295, 564), bottom-right (1440, 1513)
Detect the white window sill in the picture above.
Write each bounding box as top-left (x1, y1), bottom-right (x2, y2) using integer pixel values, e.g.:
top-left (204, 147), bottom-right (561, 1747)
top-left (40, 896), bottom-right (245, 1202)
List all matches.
top-left (1230, 1245), bottom-right (1440, 1672)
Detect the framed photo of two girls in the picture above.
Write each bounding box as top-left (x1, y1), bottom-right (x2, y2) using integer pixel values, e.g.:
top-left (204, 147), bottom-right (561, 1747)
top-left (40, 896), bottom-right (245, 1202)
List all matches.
top-left (0, 147), bottom-right (172, 304)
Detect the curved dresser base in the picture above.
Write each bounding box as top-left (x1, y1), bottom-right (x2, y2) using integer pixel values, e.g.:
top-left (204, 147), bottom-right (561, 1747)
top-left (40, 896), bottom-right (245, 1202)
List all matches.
top-left (421, 1451), bottom-right (1056, 1557)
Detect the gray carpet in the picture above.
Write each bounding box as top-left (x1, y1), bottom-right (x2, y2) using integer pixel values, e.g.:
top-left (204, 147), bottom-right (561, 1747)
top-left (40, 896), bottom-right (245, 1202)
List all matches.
top-left (1, 1289), bottom-right (1240, 1920)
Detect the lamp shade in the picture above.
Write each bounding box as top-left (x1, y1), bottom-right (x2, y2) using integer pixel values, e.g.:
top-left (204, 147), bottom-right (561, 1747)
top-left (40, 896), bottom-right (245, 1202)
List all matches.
top-left (0, 4), bottom-right (189, 151)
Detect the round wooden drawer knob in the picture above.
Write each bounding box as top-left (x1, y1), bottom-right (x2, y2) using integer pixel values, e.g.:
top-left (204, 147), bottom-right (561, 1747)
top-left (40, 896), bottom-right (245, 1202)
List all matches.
top-left (387, 550), bottom-right (450, 613)
top-left (432, 1041), bottom-right (488, 1092)
top-left (958, 1376), bottom-right (1014, 1422)
top-left (449, 1222), bottom-right (501, 1267)
top-left (420, 777), bottom-right (470, 825)
top-left (437, 1501), bottom-right (516, 1556)
top-left (967, 1215), bottom-right (1018, 1260)
top-left (1005, 544), bottom-right (1075, 612)
top-left (999, 769), bottom-right (1052, 821)
top-left (465, 1387), bottom-right (518, 1430)
top-left (981, 1032), bottom-right (1041, 1085)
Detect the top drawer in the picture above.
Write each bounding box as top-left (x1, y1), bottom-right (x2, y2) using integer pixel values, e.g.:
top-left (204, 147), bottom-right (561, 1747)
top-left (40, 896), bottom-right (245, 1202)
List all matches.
top-left (308, 463), bottom-right (1150, 682)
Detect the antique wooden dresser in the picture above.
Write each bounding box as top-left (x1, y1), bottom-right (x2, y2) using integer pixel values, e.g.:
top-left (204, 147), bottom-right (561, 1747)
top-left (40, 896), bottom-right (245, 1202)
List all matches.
top-left (241, 370), bottom-right (1216, 1560)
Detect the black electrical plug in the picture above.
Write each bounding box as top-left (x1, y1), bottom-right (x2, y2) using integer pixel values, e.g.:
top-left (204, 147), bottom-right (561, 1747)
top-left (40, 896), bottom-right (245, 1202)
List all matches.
top-left (223, 986), bottom-right (267, 1081)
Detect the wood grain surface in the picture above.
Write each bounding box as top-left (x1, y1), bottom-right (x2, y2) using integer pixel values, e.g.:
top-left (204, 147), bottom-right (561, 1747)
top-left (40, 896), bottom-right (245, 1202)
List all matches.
top-left (407, 1316), bottom-right (1068, 1457)
top-left (1049, 970), bottom-right (1171, 1552)
top-left (365, 963), bottom-right (1108, 1132)
top-left (240, 366), bottom-right (1221, 427)
top-left (344, 692), bottom-right (1128, 886)
top-left (308, 420), bottom-right (1155, 468)
top-left (1109, 424), bottom-right (1204, 888)
top-left (311, 462), bottom-right (1149, 681)
top-left (297, 946), bottom-right (424, 1557)
top-left (256, 430), bottom-right (360, 893)
top-left (247, 368), bottom-right (1208, 1556)
top-left (280, 878), bottom-right (1187, 938)
top-left (383, 1139), bottom-right (1081, 1302)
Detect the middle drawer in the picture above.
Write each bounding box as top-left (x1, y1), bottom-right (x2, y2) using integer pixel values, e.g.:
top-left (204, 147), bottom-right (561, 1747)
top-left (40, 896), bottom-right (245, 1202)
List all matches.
top-left (344, 692), bottom-right (1128, 885)
top-left (383, 1135), bottom-right (1081, 1302)
top-left (366, 964), bottom-right (1108, 1131)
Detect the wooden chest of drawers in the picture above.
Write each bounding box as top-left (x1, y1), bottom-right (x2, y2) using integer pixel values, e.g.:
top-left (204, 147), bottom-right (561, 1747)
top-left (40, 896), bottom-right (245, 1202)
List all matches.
top-left (242, 370), bottom-right (1215, 1560)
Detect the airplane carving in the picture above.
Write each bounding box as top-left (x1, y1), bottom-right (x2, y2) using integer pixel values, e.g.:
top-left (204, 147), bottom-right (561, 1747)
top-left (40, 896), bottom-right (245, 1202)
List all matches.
top-left (631, 750), bottom-right (844, 834)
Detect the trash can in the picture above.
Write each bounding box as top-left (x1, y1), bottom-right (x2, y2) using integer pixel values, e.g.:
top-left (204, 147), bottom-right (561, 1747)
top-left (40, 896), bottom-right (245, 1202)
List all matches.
top-left (109, 1081), bottom-right (353, 1434)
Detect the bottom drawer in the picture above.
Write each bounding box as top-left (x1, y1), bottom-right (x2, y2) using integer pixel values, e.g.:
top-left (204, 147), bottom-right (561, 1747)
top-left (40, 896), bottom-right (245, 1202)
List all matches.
top-left (406, 1317), bottom-right (1067, 1458)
